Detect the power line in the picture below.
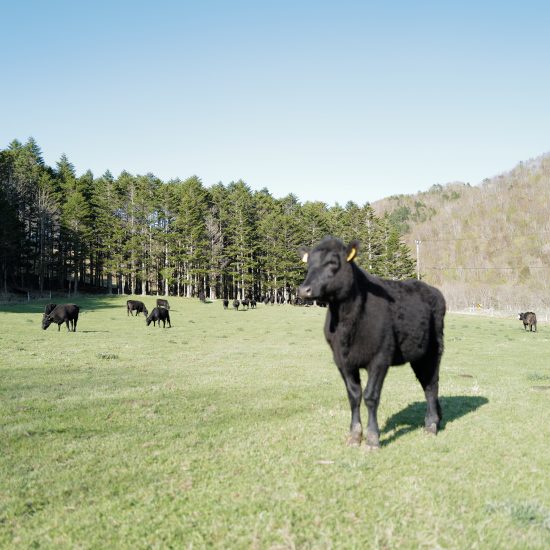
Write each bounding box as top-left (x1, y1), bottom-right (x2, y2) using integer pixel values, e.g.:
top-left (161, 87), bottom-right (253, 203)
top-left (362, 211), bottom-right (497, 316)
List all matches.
top-left (424, 266), bottom-right (550, 271)
top-left (418, 231), bottom-right (550, 242)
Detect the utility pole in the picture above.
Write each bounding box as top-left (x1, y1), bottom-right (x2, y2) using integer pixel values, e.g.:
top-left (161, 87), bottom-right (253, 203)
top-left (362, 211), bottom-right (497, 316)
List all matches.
top-left (415, 239), bottom-right (422, 280)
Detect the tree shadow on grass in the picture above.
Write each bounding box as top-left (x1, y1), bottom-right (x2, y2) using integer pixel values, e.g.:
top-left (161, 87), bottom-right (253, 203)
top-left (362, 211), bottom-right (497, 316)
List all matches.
top-left (381, 395), bottom-right (488, 447)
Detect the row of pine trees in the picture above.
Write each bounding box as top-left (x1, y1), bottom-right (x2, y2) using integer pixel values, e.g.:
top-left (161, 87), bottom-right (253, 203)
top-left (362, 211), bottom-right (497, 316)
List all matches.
top-left (0, 138), bottom-right (416, 300)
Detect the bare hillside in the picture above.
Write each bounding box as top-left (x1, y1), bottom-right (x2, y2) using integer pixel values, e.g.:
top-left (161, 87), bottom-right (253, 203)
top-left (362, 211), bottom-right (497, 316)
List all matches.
top-left (372, 154), bottom-right (550, 314)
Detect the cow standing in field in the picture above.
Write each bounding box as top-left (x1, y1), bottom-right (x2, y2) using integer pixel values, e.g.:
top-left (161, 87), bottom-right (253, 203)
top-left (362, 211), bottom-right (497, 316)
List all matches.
top-left (241, 298), bottom-right (249, 310)
top-left (298, 237), bottom-right (446, 449)
top-left (146, 307), bottom-right (171, 328)
top-left (156, 298), bottom-right (170, 310)
top-left (199, 291), bottom-right (206, 303)
top-left (518, 312), bottom-right (537, 332)
top-left (42, 304), bottom-right (80, 332)
top-left (223, 299), bottom-right (229, 309)
top-left (127, 300), bottom-right (148, 317)
top-left (233, 299), bottom-right (240, 311)
top-left (250, 299), bottom-right (257, 309)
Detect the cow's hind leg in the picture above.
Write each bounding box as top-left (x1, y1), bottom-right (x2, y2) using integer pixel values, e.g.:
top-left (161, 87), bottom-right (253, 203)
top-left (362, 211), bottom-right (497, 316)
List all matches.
top-left (339, 368), bottom-right (363, 447)
top-left (363, 363), bottom-right (389, 449)
top-left (411, 355), bottom-right (441, 434)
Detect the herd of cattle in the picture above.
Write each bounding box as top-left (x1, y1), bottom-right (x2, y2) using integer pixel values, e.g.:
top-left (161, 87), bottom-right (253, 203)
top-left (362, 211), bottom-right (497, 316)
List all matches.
top-left (40, 294), bottom-right (318, 333)
top-left (38, 236), bottom-right (540, 450)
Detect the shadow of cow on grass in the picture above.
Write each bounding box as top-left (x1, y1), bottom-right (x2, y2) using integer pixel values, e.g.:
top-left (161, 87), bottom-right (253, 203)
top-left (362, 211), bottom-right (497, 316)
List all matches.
top-left (381, 395), bottom-right (489, 447)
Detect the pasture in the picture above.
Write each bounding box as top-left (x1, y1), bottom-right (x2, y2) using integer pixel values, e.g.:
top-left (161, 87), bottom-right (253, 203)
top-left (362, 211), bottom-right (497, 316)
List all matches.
top-left (1, 297), bottom-right (550, 548)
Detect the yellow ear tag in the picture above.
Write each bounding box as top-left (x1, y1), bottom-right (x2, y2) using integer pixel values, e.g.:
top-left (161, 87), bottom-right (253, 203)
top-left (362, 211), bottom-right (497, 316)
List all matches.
top-left (301, 252), bottom-right (309, 263)
top-left (346, 247), bottom-right (357, 262)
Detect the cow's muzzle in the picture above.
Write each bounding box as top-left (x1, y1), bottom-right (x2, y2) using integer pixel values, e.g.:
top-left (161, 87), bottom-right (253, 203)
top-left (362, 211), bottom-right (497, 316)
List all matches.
top-left (298, 284), bottom-right (312, 299)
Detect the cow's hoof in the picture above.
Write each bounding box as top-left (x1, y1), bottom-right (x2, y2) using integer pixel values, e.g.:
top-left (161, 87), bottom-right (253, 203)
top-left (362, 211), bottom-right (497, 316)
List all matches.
top-left (425, 423), bottom-right (438, 435)
top-left (346, 425), bottom-right (362, 447)
top-left (365, 431), bottom-right (380, 450)
top-left (346, 433), bottom-right (362, 447)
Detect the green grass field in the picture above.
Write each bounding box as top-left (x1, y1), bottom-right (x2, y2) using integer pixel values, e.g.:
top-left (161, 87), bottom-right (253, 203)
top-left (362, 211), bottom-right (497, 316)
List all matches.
top-left (1, 296), bottom-right (550, 548)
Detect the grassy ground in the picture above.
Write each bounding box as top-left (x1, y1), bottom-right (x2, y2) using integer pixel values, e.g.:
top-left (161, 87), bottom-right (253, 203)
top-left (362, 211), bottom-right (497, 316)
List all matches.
top-left (1, 296), bottom-right (550, 549)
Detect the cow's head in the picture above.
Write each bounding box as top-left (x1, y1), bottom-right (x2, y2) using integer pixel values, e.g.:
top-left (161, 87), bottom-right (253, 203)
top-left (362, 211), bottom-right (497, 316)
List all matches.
top-left (518, 313), bottom-right (524, 320)
top-left (298, 237), bottom-right (359, 301)
top-left (42, 314), bottom-right (53, 330)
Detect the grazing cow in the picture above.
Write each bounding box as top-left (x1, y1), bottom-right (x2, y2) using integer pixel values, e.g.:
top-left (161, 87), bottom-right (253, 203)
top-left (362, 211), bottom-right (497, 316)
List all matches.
top-left (263, 296), bottom-right (270, 305)
top-left (44, 303), bottom-right (57, 315)
top-left (127, 300), bottom-right (148, 317)
top-left (250, 299), bottom-right (257, 309)
top-left (241, 298), bottom-right (249, 309)
top-left (156, 298), bottom-right (170, 310)
top-left (298, 237), bottom-right (445, 449)
top-left (223, 299), bottom-right (229, 309)
top-left (270, 295), bottom-right (275, 305)
top-left (146, 307), bottom-right (171, 328)
top-left (518, 312), bottom-right (537, 332)
top-left (42, 304), bottom-right (80, 332)
top-left (199, 291), bottom-right (206, 303)
top-left (233, 299), bottom-right (240, 311)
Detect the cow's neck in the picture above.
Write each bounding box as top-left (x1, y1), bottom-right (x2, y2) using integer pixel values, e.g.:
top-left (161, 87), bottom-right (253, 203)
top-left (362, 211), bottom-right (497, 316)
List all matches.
top-left (328, 267), bottom-right (365, 334)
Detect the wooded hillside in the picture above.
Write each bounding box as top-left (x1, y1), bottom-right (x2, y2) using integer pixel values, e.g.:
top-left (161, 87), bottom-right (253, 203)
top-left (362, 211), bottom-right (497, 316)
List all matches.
top-left (0, 138), bottom-right (415, 300)
top-left (373, 154), bottom-right (550, 313)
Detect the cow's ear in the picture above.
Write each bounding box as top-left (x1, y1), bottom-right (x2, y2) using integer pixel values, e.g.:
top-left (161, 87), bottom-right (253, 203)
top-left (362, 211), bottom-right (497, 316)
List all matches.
top-left (298, 246), bottom-right (310, 263)
top-left (346, 240), bottom-right (359, 262)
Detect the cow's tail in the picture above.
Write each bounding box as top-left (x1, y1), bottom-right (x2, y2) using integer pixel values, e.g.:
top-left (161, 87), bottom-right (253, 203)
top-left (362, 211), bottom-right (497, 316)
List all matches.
top-left (431, 290), bottom-right (446, 359)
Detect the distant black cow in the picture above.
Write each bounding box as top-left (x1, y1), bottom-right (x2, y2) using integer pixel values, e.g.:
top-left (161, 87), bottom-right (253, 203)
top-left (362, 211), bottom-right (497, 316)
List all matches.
top-left (298, 237), bottom-right (446, 449)
top-left (250, 299), bottom-right (257, 309)
top-left (42, 304), bottom-right (80, 332)
top-left (518, 312), bottom-right (537, 332)
top-left (241, 298), bottom-right (249, 309)
top-left (223, 299), bottom-right (229, 309)
top-left (270, 295), bottom-right (275, 305)
top-left (127, 300), bottom-right (148, 317)
top-left (146, 307), bottom-right (171, 328)
top-left (199, 291), bottom-right (206, 303)
top-left (263, 296), bottom-right (270, 305)
top-left (233, 299), bottom-right (240, 311)
top-left (44, 303), bottom-right (57, 315)
top-left (156, 298), bottom-right (170, 310)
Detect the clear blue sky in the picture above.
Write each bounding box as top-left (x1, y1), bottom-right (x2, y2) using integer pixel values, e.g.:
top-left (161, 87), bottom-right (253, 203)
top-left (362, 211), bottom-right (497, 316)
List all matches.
top-left (2, 0), bottom-right (550, 204)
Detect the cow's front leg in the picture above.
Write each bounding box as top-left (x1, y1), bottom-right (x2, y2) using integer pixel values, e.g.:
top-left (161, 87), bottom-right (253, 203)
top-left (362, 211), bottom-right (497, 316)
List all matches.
top-left (339, 368), bottom-right (363, 446)
top-left (363, 362), bottom-right (389, 449)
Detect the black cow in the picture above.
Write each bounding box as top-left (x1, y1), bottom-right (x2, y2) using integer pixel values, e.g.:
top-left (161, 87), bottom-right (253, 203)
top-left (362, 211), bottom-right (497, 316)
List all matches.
top-left (250, 299), bottom-right (257, 309)
top-left (156, 298), bottom-right (170, 310)
top-left (263, 296), bottom-right (270, 305)
top-left (298, 237), bottom-right (445, 449)
top-left (127, 300), bottom-right (148, 317)
top-left (241, 298), bottom-right (249, 309)
top-left (518, 312), bottom-right (537, 332)
top-left (42, 304), bottom-right (80, 332)
top-left (233, 299), bottom-right (240, 311)
top-left (44, 303), bottom-right (57, 315)
top-left (223, 299), bottom-right (229, 309)
top-left (199, 291), bottom-right (206, 303)
top-left (146, 307), bottom-right (171, 328)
